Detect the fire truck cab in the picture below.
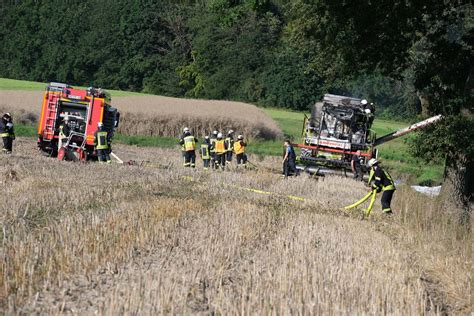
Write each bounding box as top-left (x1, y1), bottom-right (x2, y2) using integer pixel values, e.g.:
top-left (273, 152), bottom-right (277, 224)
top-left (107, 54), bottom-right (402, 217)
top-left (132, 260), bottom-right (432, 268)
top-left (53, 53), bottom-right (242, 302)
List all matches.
top-left (37, 82), bottom-right (120, 161)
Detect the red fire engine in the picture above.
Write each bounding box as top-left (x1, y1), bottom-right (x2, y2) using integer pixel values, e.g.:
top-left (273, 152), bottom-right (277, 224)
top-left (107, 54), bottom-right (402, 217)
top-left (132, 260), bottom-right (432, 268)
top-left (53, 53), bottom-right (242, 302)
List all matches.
top-left (37, 82), bottom-right (120, 161)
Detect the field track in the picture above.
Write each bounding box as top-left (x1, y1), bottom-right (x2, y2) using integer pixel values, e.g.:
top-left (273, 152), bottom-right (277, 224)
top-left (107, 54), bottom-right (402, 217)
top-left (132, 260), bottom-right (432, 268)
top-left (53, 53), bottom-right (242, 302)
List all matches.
top-left (1, 138), bottom-right (471, 314)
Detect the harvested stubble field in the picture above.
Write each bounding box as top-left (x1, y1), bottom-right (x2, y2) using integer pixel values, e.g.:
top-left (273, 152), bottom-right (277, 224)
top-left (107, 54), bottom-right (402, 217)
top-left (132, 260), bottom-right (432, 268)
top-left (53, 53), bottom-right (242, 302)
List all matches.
top-left (1, 138), bottom-right (471, 315)
top-left (0, 91), bottom-right (282, 140)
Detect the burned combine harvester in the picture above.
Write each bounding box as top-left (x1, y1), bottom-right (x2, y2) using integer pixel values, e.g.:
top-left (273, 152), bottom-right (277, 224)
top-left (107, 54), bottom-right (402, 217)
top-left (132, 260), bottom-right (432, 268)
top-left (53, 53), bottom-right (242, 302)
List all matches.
top-left (294, 94), bottom-right (442, 177)
top-left (37, 82), bottom-right (120, 161)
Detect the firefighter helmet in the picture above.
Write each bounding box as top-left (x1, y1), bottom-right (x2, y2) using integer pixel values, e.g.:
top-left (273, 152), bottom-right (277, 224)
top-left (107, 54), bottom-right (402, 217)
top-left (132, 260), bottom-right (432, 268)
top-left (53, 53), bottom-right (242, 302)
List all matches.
top-left (183, 127), bottom-right (190, 133)
top-left (228, 129), bottom-right (234, 134)
top-left (361, 99), bottom-right (368, 105)
top-left (212, 130), bottom-right (218, 136)
top-left (237, 135), bottom-right (243, 140)
top-left (217, 133), bottom-right (223, 139)
top-left (98, 122), bottom-right (104, 128)
top-left (367, 158), bottom-right (378, 167)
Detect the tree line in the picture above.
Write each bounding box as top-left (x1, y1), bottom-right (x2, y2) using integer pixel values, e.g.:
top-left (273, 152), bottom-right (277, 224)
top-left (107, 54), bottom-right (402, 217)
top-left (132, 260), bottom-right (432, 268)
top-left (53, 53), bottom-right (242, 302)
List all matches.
top-left (0, 1), bottom-right (472, 211)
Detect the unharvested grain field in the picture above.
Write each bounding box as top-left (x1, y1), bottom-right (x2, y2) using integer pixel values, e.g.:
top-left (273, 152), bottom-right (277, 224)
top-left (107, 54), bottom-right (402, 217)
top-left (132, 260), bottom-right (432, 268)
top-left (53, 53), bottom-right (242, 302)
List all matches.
top-left (0, 91), bottom-right (282, 139)
top-left (1, 138), bottom-right (471, 315)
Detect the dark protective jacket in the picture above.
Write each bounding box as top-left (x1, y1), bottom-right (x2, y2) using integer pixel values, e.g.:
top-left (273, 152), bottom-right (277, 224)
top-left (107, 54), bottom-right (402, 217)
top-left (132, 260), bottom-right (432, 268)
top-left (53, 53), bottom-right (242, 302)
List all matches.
top-left (368, 166), bottom-right (395, 192)
top-left (210, 136), bottom-right (217, 153)
top-left (200, 140), bottom-right (211, 159)
top-left (0, 119), bottom-right (14, 138)
top-left (225, 136), bottom-right (234, 152)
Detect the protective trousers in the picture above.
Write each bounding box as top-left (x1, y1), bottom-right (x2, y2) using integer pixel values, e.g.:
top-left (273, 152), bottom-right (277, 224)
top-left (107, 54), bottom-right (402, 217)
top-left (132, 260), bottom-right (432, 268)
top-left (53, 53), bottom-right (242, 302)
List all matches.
top-left (2, 136), bottom-right (12, 152)
top-left (216, 154), bottom-right (226, 169)
top-left (226, 151), bottom-right (233, 163)
top-left (97, 149), bottom-right (111, 163)
top-left (236, 153), bottom-right (247, 166)
top-left (381, 190), bottom-right (394, 213)
top-left (210, 152), bottom-right (216, 168)
top-left (184, 151), bottom-right (196, 168)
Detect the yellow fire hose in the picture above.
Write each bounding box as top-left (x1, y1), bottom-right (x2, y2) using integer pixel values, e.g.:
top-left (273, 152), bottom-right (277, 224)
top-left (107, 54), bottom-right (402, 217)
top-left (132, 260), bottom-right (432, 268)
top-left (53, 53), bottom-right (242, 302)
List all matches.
top-left (364, 189), bottom-right (378, 216)
top-left (344, 189), bottom-right (377, 216)
top-left (182, 176), bottom-right (307, 202)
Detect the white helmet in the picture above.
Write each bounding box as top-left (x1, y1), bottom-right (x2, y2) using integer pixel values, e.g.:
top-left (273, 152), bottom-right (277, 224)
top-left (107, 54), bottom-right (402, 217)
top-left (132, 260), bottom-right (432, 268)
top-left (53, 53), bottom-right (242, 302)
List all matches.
top-left (217, 133), bottom-right (223, 139)
top-left (98, 122), bottom-right (104, 128)
top-left (364, 108), bottom-right (371, 114)
top-left (237, 135), bottom-right (243, 140)
top-left (212, 130), bottom-right (218, 135)
top-left (361, 99), bottom-right (368, 105)
top-left (367, 158), bottom-right (378, 167)
top-left (183, 127), bottom-right (190, 133)
top-left (228, 129), bottom-right (234, 134)
top-left (205, 135), bottom-right (209, 139)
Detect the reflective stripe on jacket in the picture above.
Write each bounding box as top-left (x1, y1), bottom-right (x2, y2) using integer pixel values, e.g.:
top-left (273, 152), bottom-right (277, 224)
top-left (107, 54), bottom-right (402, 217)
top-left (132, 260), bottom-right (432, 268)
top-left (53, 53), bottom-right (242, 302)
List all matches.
top-left (234, 140), bottom-right (246, 154)
top-left (210, 137), bottom-right (217, 153)
top-left (368, 167), bottom-right (395, 191)
top-left (1, 121), bottom-right (13, 137)
top-left (200, 143), bottom-right (210, 159)
top-left (95, 131), bottom-right (109, 150)
top-left (215, 140), bottom-right (226, 154)
top-left (225, 137), bottom-right (233, 152)
top-left (183, 135), bottom-right (196, 151)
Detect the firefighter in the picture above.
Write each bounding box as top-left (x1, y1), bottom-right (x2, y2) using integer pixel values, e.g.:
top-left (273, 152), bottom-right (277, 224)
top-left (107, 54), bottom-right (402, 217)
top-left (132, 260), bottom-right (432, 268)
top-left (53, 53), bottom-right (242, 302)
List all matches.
top-left (1, 113), bottom-right (15, 153)
top-left (367, 158), bottom-right (396, 214)
top-left (179, 127), bottom-right (198, 168)
top-left (361, 99), bottom-right (375, 126)
top-left (234, 134), bottom-right (247, 167)
top-left (225, 129), bottom-right (234, 164)
top-left (214, 132), bottom-right (227, 169)
top-left (283, 140), bottom-right (298, 178)
top-left (200, 136), bottom-right (212, 170)
top-left (58, 116), bottom-right (70, 150)
top-left (351, 150), bottom-right (363, 181)
top-left (210, 130), bottom-right (218, 169)
top-left (178, 127), bottom-right (188, 164)
top-left (94, 122), bottom-right (111, 163)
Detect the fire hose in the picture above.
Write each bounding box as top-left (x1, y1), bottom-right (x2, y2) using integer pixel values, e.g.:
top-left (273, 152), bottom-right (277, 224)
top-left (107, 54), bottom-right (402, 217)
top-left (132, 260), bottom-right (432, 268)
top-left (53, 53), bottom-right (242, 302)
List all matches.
top-left (344, 189), bottom-right (377, 216)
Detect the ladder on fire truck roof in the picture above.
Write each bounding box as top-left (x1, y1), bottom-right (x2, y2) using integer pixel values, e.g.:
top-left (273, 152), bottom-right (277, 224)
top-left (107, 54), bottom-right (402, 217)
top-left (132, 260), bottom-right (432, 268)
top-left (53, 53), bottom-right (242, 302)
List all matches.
top-left (43, 90), bottom-right (62, 139)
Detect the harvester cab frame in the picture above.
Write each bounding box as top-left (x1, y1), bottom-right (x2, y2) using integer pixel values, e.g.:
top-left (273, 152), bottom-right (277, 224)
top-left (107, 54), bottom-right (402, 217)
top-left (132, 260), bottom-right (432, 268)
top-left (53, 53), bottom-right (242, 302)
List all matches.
top-left (297, 94), bottom-right (376, 175)
top-left (37, 82), bottom-right (120, 161)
